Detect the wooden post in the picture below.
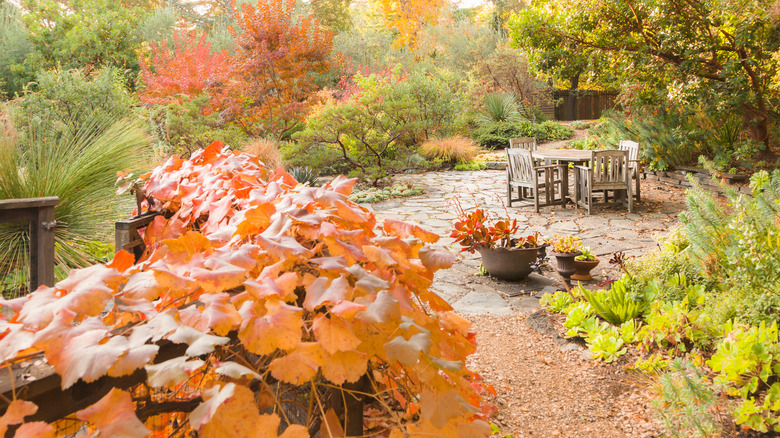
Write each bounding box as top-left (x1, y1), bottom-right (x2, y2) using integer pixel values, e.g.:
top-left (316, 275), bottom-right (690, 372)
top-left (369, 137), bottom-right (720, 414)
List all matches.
top-left (115, 212), bottom-right (159, 262)
top-left (0, 197), bottom-right (59, 293)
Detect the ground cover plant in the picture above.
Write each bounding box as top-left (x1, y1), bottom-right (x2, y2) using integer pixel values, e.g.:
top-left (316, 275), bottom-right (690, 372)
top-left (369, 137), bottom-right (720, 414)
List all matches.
top-left (542, 170), bottom-right (780, 435)
top-left (0, 143), bottom-right (494, 436)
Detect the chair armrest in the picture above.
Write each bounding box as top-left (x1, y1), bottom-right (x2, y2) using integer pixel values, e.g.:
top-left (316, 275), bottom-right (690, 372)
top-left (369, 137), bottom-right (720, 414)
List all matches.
top-left (573, 164), bottom-right (590, 171)
top-left (533, 164), bottom-right (566, 170)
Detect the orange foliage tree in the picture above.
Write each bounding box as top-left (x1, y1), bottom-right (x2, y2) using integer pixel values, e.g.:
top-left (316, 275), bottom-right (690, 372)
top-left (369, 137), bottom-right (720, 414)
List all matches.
top-left (227, 0), bottom-right (334, 138)
top-left (375, 0), bottom-right (445, 48)
top-left (138, 24), bottom-right (232, 106)
top-left (0, 143), bottom-right (494, 436)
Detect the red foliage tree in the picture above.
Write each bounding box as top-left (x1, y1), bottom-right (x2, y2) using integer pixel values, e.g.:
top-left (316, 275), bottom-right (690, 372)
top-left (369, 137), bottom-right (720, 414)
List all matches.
top-left (226, 0), bottom-right (334, 137)
top-left (138, 24), bottom-right (232, 106)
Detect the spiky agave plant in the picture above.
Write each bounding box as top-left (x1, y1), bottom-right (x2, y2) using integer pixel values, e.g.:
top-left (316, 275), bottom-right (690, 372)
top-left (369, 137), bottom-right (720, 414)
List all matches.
top-left (475, 92), bottom-right (525, 125)
top-left (0, 113), bottom-right (149, 295)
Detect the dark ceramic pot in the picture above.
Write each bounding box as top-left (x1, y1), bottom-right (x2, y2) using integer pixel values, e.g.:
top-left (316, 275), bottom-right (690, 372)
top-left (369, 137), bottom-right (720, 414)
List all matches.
top-left (550, 251), bottom-right (582, 280)
top-left (571, 258), bottom-right (600, 281)
top-left (477, 246), bottom-right (539, 281)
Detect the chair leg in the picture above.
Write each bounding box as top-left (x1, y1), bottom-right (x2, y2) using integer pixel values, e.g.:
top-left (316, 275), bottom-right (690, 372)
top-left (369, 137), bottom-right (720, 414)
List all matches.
top-left (507, 183), bottom-right (512, 207)
top-left (627, 182), bottom-right (634, 213)
top-left (534, 187), bottom-right (540, 213)
top-left (635, 174), bottom-right (641, 202)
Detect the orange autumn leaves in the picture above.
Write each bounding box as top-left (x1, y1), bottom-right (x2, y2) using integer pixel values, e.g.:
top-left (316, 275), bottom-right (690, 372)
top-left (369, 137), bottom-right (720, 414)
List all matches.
top-left (0, 142), bottom-right (492, 436)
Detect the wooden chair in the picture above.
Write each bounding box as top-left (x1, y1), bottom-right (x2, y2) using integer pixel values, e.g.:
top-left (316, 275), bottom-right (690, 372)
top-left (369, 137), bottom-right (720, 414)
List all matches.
top-left (506, 148), bottom-right (565, 213)
top-left (574, 150), bottom-right (633, 215)
top-left (509, 137), bottom-right (537, 151)
top-left (619, 140), bottom-right (641, 201)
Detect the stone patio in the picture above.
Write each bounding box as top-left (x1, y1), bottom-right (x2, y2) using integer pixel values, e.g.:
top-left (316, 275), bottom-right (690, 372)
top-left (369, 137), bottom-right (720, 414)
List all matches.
top-left (365, 169), bottom-right (688, 315)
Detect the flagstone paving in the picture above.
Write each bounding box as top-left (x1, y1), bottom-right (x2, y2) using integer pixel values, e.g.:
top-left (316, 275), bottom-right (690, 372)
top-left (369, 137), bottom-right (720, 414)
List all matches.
top-left (366, 169), bottom-right (688, 315)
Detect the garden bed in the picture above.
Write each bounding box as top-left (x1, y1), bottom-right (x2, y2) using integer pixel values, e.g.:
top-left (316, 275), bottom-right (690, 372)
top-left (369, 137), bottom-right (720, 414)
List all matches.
top-left (643, 167), bottom-right (752, 196)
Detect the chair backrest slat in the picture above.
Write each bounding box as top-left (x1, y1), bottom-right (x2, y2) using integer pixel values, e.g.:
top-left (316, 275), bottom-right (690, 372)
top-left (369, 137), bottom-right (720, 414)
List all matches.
top-left (618, 140), bottom-right (639, 162)
top-left (509, 137), bottom-right (537, 151)
top-left (591, 150), bottom-right (628, 184)
top-left (506, 148), bottom-right (536, 183)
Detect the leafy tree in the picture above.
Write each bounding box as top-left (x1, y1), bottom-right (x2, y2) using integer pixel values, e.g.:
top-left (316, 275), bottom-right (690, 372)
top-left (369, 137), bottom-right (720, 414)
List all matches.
top-left (294, 74), bottom-right (422, 185)
top-left (509, 0), bottom-right (780, 152)
top-left (227, 0), bottom-right (334, 138)
top-left (12, 67), bottom-right (135, 136)
top-left (373, 0), bottom-right (446, 48)
top-left (472, 44), bottom-right (551, 121)
top-left (311, 0), bottom-right (351, 31)
top-left (18, 0), bottom-right (147, 76)
top-left (0, 3), bottom-right (35, 98)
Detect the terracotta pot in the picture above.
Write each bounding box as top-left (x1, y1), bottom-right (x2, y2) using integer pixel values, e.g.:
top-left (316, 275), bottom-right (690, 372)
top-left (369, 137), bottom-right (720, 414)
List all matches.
top-left (550, 251), bottom-right (582, 280)
top-left (477, 246), bottom-right (539, 281)
top-left (571, 258), bottom-right (600, 281)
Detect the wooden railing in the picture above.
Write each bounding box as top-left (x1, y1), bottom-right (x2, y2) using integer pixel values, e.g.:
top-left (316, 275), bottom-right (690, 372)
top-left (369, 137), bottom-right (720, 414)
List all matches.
top-left (0, 197), bottom-right (59, 293)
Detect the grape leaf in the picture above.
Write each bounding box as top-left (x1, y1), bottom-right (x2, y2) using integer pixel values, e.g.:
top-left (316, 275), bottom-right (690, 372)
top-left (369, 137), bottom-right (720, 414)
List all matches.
top-left (303, 276), bottom-right (350, 311)
top-left (269, 342), bottom-right (323, 385)
top-left (145, 357), bottom-right (205, 387)
top-left (0, 400), bottom-right (37, 435)
top-left (189, 383), bottom-right (235, 430)
top-left (13, 422), bottom-right (55, 438)
top-left (384, 333), bottom-right (433, 367)
top-left (75, 388), bottom-right (150, 438)
top-left (420, 389), bottom-right (477, 429)
top-left (383, 219), bottom-right (439, 243)
top-left (321, 350), bottom-right (368, 385)
top-left (312, 314), bottom-right (361, 354)
top-left (418, 247), bottom-right (456, 272)
top-left (167, 326), bottom-right (229, 356)
top-left (238, 299), bottom-right (303, 355)
top-left (214, 362), bottom-right (261, 380)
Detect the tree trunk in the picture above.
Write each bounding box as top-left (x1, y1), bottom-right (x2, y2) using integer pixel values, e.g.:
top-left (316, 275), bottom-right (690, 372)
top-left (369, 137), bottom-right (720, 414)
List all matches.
top-left (568, 73), bottom-right (580, 121)
top-left (743, 103), bottom-right (773, 161)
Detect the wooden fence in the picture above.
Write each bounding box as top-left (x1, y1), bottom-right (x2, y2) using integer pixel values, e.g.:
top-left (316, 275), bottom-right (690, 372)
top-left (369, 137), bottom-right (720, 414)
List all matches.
top-left (0, 197), bottom-right (58, 293)
top-left (553, 90), bottom-right (619, 121)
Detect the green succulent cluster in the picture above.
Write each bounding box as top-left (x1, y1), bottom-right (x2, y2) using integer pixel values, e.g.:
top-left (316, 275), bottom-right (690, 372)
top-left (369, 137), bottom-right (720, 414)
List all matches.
top-left (349, 183), bottom-right (424, 204)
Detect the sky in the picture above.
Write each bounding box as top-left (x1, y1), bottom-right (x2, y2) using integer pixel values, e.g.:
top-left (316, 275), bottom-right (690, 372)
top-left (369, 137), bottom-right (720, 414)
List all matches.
top-left (456, 0), bottom-right (488, 8)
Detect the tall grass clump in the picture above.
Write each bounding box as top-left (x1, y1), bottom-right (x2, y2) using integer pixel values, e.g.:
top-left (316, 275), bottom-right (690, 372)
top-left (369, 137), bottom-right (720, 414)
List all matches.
top-left (0, 112), bottom-right (148, 294)
top-left (419, 136), bottom-right (480, 164)
top-left (242, 137), bottom-right (283, 170)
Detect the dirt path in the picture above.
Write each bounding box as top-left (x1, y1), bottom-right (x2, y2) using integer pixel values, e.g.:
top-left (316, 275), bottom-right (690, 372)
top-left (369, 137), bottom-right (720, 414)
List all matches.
top-left (467, 312), bottom-right (662, 438)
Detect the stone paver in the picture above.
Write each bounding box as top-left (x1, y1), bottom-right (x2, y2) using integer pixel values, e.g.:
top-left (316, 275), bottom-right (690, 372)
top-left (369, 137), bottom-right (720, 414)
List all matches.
top-left (369, 168), bottom-right (687, 316)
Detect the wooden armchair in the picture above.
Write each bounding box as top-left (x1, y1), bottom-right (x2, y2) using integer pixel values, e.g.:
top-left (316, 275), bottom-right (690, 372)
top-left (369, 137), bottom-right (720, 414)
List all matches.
top-left (619, 140), bottom-right (642, 201)
top-left (509, 137), bottom-right (537, 150)
top-left (574, 150), bottom-right (633, 215)
top-left (506, 148), bottom-right (565, 212)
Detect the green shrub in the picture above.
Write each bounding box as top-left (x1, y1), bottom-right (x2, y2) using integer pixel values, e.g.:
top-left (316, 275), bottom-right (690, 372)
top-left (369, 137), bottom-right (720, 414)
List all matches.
top-left (654, 359), bottom-right (722, 437)
top-left (12, 67), bottom-right (134, 137)
top-left (472, 120), bottom-right (532, 149)
top-left (681, 170), bottom-right (780, 324)
top-left (145, 96), bottom-right (249, 157)
top-left (293, 74), bottom-right (421, 185)
top-left (540, 290), bottom-right (572, 313)
top-left (453, 161), bottom-right (488, 171)
top-left (472, 120), bottom-right (573, 149)
top-left (532, 121), bottom-right (574, 142)
top-left (708, 321), bottom-right (780, 432)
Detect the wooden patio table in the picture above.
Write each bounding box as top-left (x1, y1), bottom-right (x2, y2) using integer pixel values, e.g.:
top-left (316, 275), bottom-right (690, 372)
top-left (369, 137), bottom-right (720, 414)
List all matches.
top-left (533, 149), bottom-right (593, 205)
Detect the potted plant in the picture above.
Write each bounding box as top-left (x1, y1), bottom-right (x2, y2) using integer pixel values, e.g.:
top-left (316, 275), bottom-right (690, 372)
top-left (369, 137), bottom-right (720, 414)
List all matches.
top-left (571, 247), bottom-right (600, 281)
top-left (450, 200), bottom-right (541, 281)
top-left (548, 235), bottom-right (583, 280)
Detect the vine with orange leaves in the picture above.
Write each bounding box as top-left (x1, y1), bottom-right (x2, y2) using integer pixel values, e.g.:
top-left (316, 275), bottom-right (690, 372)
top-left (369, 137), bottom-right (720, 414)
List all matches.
top-left (0, 142), bottom-right (494, 437)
